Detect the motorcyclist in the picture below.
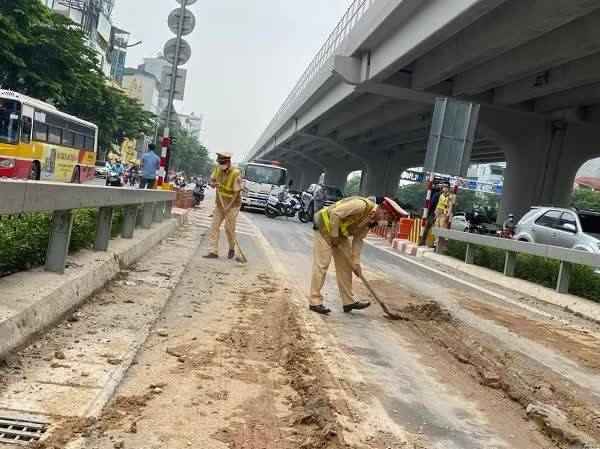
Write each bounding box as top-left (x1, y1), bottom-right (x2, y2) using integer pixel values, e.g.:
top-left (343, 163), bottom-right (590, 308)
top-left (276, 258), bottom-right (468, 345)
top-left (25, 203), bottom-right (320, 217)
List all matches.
top-left (314, 182), bottom-right (326, 215)
top-left (503, 214), bottom-right (516, 231)
top-left (110, 158), bottom-right (125, 177)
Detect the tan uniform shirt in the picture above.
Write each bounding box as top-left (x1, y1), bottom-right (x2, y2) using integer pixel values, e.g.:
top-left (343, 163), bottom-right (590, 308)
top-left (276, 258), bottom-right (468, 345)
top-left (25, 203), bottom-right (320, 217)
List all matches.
top-left (316, 197), bottom-right (372, 265)
top-left (211, 165), bottom-right (243, 208)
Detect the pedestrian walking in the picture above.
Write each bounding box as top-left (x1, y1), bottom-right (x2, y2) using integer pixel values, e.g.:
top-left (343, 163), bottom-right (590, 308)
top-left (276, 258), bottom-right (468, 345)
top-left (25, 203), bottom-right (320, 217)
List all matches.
top-left (139, 143), bottom-right (160, 189)
top-left (204, 152), bottom-right (243, 259)
top-left (419, 185), bottom-right (441, 246)
top-left (309, 196), bottom-right (407, 315)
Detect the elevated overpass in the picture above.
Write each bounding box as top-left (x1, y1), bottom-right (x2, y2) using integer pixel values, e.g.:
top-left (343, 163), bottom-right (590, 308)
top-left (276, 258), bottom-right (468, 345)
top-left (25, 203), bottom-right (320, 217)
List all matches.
top-left (247, 0), bottom-right (600, 219)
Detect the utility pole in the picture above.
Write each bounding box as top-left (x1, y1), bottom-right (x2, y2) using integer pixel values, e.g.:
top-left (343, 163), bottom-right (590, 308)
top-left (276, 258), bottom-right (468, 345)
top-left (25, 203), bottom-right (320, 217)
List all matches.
top-left (157, 0), bottom-right (196, 189)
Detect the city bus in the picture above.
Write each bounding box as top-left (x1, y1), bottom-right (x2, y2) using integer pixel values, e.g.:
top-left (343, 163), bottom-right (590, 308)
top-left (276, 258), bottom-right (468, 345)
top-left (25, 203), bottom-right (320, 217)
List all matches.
top-left (0, 90), bottom-right (98, 183)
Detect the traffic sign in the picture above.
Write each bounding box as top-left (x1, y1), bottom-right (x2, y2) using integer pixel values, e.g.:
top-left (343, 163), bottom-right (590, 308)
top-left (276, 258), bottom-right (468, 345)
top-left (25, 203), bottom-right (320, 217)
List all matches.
top-left (169, 137), bottom-right (178, 145)
top-left (176, 0), bottom-right (197, 5)
top-left (160, 67), bottom-right (187, 101)
top-left (168, 7), bottom-right (196, 36)
top-left (163, 37), bottom-right (192, 65)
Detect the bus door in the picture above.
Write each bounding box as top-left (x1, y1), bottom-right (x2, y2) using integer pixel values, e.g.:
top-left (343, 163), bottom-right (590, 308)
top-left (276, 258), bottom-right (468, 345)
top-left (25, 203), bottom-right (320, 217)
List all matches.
top-left (21, 104), bottom-right (33, 145)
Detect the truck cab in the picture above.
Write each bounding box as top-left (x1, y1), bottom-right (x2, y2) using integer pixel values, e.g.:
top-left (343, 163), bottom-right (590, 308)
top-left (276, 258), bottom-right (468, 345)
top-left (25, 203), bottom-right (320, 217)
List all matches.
top-left (240, 160), bottom-right (288, 210)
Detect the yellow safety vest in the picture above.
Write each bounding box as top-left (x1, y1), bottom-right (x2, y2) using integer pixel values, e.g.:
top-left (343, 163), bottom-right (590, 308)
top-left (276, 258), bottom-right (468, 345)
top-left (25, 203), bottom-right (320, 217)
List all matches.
top-left (212, 166), bottom-right (240, 198)
top-left (438, 192), bottom-right (451, 213)
top-left (321, 197), bottom-right (375, 237)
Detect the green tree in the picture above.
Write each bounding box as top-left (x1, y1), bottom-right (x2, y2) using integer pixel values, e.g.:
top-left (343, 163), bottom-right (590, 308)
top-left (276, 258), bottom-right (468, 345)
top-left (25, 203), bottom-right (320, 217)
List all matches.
top-left (0, 0), bottom-right (155, 152)
top-left (345, 173), bottom-right (361, 196)
top-left (571, 188), bottom-right (600, 212)
top-left (395, 183), bottom-right (428, 211)
top-left (169, 129), bottom-right (212, 177)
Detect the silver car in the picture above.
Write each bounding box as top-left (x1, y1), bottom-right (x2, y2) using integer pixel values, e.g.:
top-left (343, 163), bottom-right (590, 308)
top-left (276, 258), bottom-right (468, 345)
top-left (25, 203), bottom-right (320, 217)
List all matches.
top-left (515, 206), bottom-right (600, 253)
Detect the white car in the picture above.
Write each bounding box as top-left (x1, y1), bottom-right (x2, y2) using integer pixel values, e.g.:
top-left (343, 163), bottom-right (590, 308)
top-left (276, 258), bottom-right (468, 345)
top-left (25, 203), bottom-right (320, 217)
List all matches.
top-left (94, 161), bottom-right (110, 178)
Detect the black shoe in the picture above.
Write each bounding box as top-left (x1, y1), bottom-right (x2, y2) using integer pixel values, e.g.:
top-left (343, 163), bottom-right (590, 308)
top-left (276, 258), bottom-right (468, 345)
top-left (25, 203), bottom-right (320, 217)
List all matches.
top-left (203, 252), bottom-right (218, 259)
top-left (309, 305), bottom-right (331, 315)
top-left (343, 301), bottom-right (371, 313)
top-left (228, 249), bottom-right (235, 259)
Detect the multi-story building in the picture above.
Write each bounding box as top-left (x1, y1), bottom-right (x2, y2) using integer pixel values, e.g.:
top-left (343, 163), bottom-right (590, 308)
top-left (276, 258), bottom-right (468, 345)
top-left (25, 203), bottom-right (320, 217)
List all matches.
top-left (121, 68), bottom-right (161, 116)
top-left (467, 163), bottom-right (505, 185)
top-left (179, 113), bottom-right (203, 141)
top-left (40, 0), bottom-right (120, 78)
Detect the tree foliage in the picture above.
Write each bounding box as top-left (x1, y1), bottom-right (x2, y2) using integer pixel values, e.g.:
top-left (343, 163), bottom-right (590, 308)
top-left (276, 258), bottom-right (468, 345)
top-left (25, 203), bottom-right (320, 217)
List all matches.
top-left (345, 173), bottom-right (361, 197)
top-left (169, 128), bottom-right (212, 177)
top-left (571, 188), bottom-right (600, 212)
top-left (0, 0), bottom-right (155, 151)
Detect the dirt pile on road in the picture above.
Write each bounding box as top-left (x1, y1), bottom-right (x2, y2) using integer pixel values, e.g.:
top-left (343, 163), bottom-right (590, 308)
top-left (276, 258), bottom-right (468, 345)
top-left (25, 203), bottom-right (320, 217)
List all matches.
top-left (212, 275), bottom-right (347, 449)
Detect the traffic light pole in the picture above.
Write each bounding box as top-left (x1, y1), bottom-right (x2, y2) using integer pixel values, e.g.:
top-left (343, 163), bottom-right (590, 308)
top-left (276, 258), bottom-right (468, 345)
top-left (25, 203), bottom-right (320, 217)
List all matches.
top-left (158, 0), bottom-right (187, 189)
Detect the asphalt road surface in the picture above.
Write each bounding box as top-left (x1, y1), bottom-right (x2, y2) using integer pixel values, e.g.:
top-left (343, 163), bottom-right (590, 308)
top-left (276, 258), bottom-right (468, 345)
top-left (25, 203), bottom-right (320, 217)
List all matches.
top-left (0, 191), bottom-right (598, 449)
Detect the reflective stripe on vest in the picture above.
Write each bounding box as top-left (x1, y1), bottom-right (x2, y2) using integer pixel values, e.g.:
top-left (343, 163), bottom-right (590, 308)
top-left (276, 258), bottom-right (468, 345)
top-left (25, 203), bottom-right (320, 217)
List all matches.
top-left (321, 197), bottom-right (375, 237)
top-left (212, 166), bottom-right (240, 198)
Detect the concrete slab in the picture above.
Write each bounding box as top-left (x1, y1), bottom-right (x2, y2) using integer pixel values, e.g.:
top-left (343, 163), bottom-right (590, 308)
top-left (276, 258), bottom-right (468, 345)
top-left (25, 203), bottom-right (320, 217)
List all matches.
top-left (0, 218), bottom-right (179, 357)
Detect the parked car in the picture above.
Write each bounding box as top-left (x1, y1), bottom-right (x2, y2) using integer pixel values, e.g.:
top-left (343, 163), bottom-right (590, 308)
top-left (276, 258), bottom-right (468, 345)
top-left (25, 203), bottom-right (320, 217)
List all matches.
top-left (94, 161), bottom-right (110, 178)
top-left (514, 206), bottom-right (600, 253)
top-left (451, 211), bottom-right (498, 235)
top-left (300, 184), bottom-right (345, 220)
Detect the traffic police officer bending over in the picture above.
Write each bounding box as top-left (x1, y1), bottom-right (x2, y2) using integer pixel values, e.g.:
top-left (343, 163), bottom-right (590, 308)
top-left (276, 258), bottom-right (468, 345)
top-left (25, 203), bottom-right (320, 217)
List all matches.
top-left (309, 196), bottom-right (407, 315)
top-left (204, 152), bottom-right (243, 259)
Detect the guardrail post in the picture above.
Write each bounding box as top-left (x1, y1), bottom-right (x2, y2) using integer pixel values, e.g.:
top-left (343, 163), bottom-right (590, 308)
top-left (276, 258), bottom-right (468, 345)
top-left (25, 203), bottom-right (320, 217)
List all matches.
top-left (45, 210), bottom-right (74, 274)
top-left (121, 204), bottom-right (138, 239)
top-left (141, 203), bottom-right (153, 229)
top-left (557, 261), bottom-right (571, 294)
top-left (95, 206), bottom-right (114, 251)
top-left (465, 243), bottom-right (475, 265)
top-left (152, 202), bottom-right (164, 223)
top-left (504, 251), bottom-right (516, 277)
top-left (436, 238), bottom-right (446, 254)
top-left (164, 200), bottom-right (173, 219)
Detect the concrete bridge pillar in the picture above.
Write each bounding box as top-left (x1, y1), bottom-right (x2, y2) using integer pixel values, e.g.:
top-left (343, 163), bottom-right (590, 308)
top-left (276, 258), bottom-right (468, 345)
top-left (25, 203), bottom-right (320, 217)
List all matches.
top-left (479, 110), bottom-right (599, 220)
top-left (360, 151), bottom-right (407, 197)
top-left (298, 166), bottom-right (323, 191)
top-left (324, 165), bottom-right (353, 188)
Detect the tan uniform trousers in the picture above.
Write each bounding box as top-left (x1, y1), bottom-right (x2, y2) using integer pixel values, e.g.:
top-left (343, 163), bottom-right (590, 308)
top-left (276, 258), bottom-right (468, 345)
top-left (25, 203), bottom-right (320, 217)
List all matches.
top-left (309, 231), bottom-right (355, 307)
top-left (434, 208), bottom-right (450, 243)
top-left (209, 204), bottom-right (240, 254)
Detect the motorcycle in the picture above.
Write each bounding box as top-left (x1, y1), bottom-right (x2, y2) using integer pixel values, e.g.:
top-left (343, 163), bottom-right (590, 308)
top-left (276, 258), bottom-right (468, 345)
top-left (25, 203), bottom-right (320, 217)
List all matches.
top-left (265, 186), bottom-right (303, 219)
top-left (498, 227), bottom-right (515, 239)
top-left (127, 169), bottom-right (139, 186)
top-left (105, 171), bottom-right (124, 187)
top-left (193, 180), bottom-right (206, 207)
top-left (175, 177), bottom-right (187, 189)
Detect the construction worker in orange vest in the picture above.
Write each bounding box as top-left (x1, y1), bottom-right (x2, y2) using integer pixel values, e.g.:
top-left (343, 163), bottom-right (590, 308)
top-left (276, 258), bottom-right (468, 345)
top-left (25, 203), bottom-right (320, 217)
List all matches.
top-left (204, 152), bottom-right (243, 259)
top-left (309, 196), bottom-right (407, 315)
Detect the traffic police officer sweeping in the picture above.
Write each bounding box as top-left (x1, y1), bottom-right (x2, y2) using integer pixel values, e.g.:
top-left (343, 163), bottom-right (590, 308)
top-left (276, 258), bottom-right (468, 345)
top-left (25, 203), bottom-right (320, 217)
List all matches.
top-left (309, 196), bottom-right (407, 315)
top-left (204, 152), bottom-right (243, 259)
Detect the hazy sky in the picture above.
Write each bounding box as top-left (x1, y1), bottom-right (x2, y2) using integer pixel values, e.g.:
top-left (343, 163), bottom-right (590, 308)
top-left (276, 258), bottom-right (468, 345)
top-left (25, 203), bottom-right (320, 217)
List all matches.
top-left (112, 0), bottom-right (353, 160)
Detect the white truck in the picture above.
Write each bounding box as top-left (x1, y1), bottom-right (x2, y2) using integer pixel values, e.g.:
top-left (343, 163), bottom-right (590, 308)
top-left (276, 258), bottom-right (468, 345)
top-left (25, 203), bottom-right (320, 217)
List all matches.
top-left (240, 159), bottom-right (288, 210)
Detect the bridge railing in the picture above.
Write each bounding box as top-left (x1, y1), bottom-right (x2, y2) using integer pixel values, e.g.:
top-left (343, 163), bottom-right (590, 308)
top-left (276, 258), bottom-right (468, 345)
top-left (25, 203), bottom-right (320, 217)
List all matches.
top-left (1, 180), bottom-right (176, 274)
top-left (433, 228), bottom-right (600, 294)
top-left (253, 0), bottom-right (376, 154)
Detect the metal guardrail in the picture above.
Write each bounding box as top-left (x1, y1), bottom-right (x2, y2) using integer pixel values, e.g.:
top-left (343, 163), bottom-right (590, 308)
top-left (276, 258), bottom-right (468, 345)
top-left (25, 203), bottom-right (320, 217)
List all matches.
top-left (1, 180), bottom-right (176, 274)
top-left (433, 228), bottom-right (600, 294)
top-left (252, 0), bottom-right (376, 153)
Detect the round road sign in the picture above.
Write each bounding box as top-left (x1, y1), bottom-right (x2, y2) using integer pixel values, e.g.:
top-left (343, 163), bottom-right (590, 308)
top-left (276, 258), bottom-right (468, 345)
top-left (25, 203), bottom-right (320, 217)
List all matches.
top-left (176, 0), bottom-right (197, 5)
top-left (168, 8), bottom-right (196, 36)
top-left (163, 37), bottom-right (192, 65)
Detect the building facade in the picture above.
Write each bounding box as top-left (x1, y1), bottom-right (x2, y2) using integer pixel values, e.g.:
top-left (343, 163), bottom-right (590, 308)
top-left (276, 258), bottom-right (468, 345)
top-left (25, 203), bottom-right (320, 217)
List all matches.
top-left (121, 68), bottom-right (161, 116)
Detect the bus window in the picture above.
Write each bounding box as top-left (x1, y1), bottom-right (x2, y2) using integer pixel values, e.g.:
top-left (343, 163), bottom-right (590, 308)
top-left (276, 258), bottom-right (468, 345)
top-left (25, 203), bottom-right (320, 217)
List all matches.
top-left (48, 126), bottom-right (62, 144)
top-left (74, 133), bottom-right (85, 149)
top-left (34, 122), bottom-right (48, 142)
top-left (84, 136), bottom-right (95, 150)
top-left (0, 99), bottom-right (21, 145)
top-left (21, 117), bottom-right (32, 144)
top-left (62, 130), bottom-right (74, 148)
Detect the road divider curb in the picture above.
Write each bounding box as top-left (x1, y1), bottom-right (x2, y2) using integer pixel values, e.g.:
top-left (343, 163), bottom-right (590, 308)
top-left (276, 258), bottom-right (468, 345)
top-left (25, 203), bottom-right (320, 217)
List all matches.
top-left (0, 218), bottom-right (181, 358)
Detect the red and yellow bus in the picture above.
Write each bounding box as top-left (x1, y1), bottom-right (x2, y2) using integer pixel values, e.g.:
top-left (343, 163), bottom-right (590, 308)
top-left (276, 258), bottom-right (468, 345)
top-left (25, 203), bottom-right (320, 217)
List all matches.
top-left (0, 90), bottom-right (98, 183)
